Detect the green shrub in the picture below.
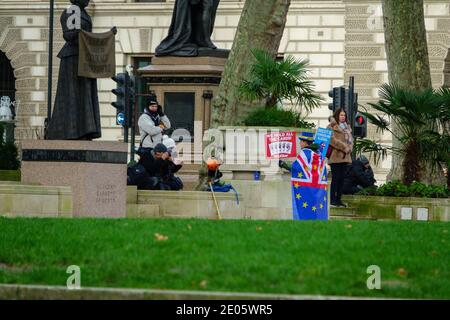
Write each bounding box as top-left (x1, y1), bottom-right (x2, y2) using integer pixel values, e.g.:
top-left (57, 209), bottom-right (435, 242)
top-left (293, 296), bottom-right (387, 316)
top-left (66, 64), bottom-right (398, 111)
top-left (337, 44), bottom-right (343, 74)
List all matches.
top-left (355, 185), bottom-right (378, 196)
top-left (0, 143), bottom-right (20, 170)
top-left (243, 107), bottom-right (315, 128)
top-left (0, 169), bottom-right (20, 181)
top-left (377, 180), bottom-right (410, 197)
top-left (408, 181), bottom-right (449, 198)
top-left (356, 180), bottom-right (449, 198)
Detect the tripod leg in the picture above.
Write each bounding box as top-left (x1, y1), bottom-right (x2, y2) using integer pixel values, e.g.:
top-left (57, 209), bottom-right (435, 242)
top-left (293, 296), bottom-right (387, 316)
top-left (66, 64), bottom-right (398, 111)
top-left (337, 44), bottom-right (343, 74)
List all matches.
top-left (209, 182), bottom-right (222, 220)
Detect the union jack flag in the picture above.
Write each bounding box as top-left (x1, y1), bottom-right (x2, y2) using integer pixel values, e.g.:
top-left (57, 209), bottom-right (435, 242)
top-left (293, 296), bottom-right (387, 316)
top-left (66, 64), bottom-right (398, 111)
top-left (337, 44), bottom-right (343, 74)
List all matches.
top-left (291, 148), bottom-right (328, 220)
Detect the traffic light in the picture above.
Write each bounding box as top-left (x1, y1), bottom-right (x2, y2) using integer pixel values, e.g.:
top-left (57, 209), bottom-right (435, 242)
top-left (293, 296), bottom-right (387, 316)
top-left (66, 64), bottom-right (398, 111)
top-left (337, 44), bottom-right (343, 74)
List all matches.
top-left (328, 86), bottom-right (346, 112)
top-left (111, 72), bottom-right (134, 127)
top-left (111, 72), bottom-right (127, 126)
top-left (354, 113), bottom-right (367, 138)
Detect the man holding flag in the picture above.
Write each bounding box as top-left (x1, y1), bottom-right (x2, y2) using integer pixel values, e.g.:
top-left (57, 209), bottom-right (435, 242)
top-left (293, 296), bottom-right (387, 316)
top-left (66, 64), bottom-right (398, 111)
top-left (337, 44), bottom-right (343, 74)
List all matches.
top-left (290, 132), bottom-right (329, 220)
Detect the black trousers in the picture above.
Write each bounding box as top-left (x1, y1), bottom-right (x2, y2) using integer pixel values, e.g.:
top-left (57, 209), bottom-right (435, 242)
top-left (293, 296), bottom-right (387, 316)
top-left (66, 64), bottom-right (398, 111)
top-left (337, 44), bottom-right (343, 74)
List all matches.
top-left (330, 163), bottom-right (348, 204)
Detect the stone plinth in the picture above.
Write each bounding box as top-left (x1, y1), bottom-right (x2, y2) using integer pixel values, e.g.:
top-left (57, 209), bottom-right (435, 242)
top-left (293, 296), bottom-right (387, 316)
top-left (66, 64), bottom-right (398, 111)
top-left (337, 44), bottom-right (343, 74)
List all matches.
top-left (137, 54), bottom-right (229, 142)
top-left (21, 140), bottom-right (128, 218)
top-left (140, 55), bottom-right (227, 76)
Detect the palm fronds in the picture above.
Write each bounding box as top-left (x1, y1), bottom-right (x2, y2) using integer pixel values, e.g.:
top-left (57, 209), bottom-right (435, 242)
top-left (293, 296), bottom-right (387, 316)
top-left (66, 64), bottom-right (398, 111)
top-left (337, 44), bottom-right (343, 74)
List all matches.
top-left (353, 138), bottom-right (393, 166)
top-left (239, 48), bottom-right (322, 113)
top-left (365, 83), bottom-right (449, 184)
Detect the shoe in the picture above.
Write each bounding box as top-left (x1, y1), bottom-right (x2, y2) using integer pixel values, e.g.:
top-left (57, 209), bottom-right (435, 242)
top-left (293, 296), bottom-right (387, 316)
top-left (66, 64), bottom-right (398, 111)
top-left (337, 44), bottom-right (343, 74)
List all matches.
top-left (330, 202), bottom-right (339, 208)
top-left (337, 202), bottom-right (347, 208)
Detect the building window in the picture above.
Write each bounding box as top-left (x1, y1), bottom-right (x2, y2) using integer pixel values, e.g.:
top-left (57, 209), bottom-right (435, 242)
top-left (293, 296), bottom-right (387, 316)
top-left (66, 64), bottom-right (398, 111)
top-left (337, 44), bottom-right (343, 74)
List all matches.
top-left (164, 92), bottom-right (195, 141)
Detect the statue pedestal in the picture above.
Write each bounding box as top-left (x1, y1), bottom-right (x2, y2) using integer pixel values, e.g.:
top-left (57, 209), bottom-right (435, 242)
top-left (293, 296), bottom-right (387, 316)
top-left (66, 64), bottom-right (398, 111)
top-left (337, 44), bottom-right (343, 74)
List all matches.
top-left (138, 53), bottom-right (229, 129)
top-left (138, 52), bottom-right (229, 163)
top-left (21, 140), bottom-right (128, 218)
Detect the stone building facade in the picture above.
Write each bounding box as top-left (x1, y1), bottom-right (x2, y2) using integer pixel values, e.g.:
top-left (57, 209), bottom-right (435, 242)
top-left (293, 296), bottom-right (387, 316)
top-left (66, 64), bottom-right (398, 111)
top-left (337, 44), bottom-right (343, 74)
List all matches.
top-left (1, 0), bottom-right (449, 182)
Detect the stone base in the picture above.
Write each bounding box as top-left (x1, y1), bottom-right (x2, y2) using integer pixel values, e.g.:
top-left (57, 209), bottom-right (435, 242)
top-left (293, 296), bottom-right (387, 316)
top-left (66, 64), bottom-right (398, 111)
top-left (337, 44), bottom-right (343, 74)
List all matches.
top-left (197, 48), bottom-right (230, 58)
top-left (0, 183), bottom-right (72, 218)
top-left (137, 55), bottom-right (227, 135)
top-left (135, 189), bottom-right (244, 220)
top-left (20, 140), bottom-right (128, 218)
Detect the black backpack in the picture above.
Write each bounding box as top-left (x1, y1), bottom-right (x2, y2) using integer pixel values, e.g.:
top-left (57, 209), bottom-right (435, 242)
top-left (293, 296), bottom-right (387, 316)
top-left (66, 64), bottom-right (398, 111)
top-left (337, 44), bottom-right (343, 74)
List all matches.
top-left (127, 163), bottom-right (150, 189)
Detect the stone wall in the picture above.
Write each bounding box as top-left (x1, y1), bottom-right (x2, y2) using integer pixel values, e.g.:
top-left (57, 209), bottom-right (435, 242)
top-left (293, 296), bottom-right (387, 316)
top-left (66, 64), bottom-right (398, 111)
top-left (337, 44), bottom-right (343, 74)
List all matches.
top-left (0, 182), bottom-right (72, 218)
top-left (342, 194), bottom-right (450, 221)
top-left (2, 182), bottom-right (448, 222)
top-left (1, 0), bottom-right (449, 184)
top-left (343, 0), bottom-right (450, 180)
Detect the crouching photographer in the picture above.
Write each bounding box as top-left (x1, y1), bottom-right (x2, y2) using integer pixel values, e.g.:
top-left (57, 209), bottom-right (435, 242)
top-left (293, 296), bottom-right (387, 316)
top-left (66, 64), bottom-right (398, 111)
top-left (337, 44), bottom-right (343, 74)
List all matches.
top-left (342, 155), bottom-right (376, 195)
top-left (128, 143), bottom-right (169, 190)
top-left (131, 142), bottom-right (183, 191)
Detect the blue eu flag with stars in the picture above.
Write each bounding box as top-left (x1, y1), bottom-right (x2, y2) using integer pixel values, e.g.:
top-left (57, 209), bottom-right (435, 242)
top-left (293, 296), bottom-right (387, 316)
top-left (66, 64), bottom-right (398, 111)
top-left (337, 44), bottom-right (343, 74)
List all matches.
top-left (291, 148), bottom-right (328, 220)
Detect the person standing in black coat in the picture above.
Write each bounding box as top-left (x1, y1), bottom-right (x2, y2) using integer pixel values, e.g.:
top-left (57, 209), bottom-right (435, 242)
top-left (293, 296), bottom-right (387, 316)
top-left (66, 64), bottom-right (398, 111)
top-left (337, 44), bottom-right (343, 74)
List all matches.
top-left (47, 0), bottom-right (116, 140)
top-left (342, 156), bottom-right (376, 195)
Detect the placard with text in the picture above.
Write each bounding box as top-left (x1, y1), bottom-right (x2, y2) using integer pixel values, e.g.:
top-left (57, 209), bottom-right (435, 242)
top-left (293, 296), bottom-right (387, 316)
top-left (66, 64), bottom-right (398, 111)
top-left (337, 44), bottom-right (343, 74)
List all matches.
top-left (265, 131), bottom-right (297, 159)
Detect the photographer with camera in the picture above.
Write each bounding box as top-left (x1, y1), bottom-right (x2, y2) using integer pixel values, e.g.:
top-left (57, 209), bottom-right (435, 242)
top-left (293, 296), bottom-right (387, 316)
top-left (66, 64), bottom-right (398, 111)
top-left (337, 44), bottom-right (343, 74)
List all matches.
top-left (137, 97), bottom-right (171, 170)
top-left (138, 143), bottom-right (171, 190)
top-left (138, 97), bottom-right (171, 151)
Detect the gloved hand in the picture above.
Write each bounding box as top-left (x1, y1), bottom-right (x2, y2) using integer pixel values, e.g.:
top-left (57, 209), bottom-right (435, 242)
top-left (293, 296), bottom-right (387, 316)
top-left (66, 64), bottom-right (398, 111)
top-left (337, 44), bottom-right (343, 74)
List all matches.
top-left (157, 105), bottom-right (165, 117)
top-left (161, 127), bottom-right (173, 136)
top-left (279, 160), bottom-right (291, 171)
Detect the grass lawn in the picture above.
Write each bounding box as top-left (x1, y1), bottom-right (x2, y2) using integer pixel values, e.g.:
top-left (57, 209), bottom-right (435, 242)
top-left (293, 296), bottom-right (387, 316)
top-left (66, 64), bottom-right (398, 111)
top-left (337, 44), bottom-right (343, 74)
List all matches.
top-left (0, 217), bottom-right (449, 299)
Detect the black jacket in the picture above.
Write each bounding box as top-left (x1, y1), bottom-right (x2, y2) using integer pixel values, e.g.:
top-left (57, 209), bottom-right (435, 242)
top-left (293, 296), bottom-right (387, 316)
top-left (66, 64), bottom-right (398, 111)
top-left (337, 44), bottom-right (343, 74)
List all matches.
top-left (343, 160), bottom-right (376, 194)
top-left (139, 151), bottom-right (182, 179)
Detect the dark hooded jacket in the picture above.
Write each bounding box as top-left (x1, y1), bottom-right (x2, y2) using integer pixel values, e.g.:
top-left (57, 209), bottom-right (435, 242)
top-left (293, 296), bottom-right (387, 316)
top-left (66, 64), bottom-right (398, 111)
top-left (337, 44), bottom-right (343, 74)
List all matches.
top-left (342, 160), bottom-right (376, 194)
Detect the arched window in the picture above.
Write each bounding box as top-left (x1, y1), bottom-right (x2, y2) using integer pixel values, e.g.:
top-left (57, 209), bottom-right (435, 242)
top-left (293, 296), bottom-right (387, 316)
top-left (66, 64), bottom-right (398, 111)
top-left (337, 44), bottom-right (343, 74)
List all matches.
top-left (0, 51), bottom-right (16, 116)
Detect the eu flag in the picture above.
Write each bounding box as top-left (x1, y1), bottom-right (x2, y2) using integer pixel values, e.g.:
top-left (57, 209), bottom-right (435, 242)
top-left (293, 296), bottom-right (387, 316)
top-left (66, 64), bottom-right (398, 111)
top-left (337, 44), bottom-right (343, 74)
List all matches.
top-left (291, 148), bottom-right (328, 220)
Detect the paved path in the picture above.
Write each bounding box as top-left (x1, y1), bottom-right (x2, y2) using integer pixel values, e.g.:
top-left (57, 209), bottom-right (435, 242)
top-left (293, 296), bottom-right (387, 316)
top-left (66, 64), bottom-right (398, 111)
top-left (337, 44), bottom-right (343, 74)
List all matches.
top-left (0, 284), bottom-right (384, 300)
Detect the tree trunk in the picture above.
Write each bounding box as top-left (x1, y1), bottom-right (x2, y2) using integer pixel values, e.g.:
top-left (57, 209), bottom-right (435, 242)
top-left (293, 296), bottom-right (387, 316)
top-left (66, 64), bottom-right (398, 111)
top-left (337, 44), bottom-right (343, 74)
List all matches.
top-left (211, 0), bottom-right (291, 126)
top-left (266, 94), bottom-right (279, 108)
top-left (382, 0), bottom-right (435, 183)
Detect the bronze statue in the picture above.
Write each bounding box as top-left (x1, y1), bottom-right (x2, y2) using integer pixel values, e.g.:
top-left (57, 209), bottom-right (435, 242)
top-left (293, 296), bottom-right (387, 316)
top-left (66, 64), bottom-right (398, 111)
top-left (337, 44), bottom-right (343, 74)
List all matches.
top-left (47, 0), bottom-right (116, 140)
top-left (155, 0), bottom-right (220, 57)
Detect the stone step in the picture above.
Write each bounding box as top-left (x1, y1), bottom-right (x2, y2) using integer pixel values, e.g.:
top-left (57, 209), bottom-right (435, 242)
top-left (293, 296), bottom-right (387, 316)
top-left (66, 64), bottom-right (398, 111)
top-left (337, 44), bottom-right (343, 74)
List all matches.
top-left (177, 171), bottom-right (200, 179)
top-left (330, 215), bottom-right (377, 221)
top-left (330, 207), bottom-right (357, 216)
top-left (178, 163), bottom-right (201, 171)
top-left (182, 181), bottom-right (198, 191)
top-left (177, 174), bottom-right (199, 181)
top-left (174, 166), bottom-right (201, 190)
top-left (178, 167), bottom-right (200, 173)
